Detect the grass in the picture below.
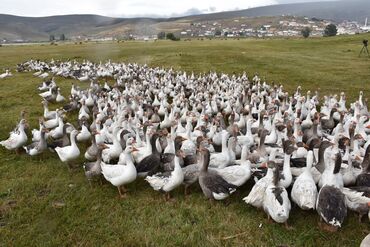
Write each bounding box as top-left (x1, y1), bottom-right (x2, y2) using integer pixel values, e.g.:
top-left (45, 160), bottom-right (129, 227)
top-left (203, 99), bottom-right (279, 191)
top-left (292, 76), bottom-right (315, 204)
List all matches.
top-left (0, 35), bottom-right (370, 246)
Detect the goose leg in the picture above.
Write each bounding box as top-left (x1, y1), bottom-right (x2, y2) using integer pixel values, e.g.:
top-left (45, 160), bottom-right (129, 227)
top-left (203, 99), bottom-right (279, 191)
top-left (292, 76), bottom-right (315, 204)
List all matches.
top-left (117, 186), bottom-right (124, 198)
top-left (184, 186), bottom-right (190, 196)
top-left (284, 221), bottom-right (293, 230)
top-left (165, 192), bottom-right (170, 201)
top-left (118, 186), bottom-right (127, 199)
top-left (267, 214), bottom-right (272, 223)
top-left (358, 213), bottom-right (364, 223)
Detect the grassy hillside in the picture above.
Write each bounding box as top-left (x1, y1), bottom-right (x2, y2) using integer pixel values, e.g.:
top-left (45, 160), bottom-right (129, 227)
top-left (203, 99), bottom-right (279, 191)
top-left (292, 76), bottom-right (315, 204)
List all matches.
top-left (1, 0), bottom-right (370, 41)
top-left (0, 35), bottom-right (370, 246)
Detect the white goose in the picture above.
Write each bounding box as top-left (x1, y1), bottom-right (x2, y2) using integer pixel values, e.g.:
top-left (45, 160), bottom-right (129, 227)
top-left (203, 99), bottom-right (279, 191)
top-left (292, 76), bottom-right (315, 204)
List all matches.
top-left (263, 166), bottom-right (292, 228)
top-left (291, 151), bottom-right (318, 210)
top-left (212, 144), bottom-right (252, 187)
top-left (145, 154), bottom-right (185, 200)
top-left (76, 124), bottom-right (91, 142)
top-left (209, 131), bottom-right (232, 168)
top-left (42, 101), bottom-right (57, 120)
top-left (101, 146), bottom-right (138, 198)
top-left (0, 69), bottom-right (12, 79)
top-left (102, 126), bottom-right (122, 163)
top-left (0, 119), bottom-right (28, 153)
top-left (55, 130), bottom-right (80, 167)
top-left (56, 88), bottom-right (65, 103)
top-left (243, 161), bottom-right (273, 209)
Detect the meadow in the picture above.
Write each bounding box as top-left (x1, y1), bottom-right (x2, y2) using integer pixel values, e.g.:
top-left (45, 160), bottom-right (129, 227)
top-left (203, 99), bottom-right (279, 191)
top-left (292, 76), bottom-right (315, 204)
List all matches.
top-left (0, 35), bottom-right (370, 246)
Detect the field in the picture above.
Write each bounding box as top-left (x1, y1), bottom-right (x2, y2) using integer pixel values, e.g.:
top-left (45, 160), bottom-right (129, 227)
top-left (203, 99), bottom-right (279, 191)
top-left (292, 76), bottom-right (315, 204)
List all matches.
top-left (0, 35), bottom-right (370, 246)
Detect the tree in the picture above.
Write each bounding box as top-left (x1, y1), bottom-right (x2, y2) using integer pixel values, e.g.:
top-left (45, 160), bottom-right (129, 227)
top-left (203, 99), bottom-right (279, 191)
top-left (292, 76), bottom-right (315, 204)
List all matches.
top-left (301, 27), bottom-right (311, 38)
top-left (324, 24), bottom-right (337, 37)
top-left (49, 35), bottom-right (55, 41)
top-left (157, 32), bottom-right (166, 40)
top-left (60, 34), bottom-right (65, 41)
top-left (215, 29), bottom-right (222, 36)
top-left (166, 33), bottom-right (179, 41)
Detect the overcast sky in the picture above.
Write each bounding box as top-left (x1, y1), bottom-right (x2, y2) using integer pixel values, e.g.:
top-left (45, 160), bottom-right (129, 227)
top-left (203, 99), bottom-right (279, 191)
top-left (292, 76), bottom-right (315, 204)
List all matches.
top-left (1, 0), bottom-right (337, 17)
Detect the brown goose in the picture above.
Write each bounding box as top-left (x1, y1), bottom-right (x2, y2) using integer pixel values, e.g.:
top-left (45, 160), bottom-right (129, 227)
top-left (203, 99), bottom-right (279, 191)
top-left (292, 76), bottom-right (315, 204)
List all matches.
top-left (198, 148), bottom-right (237, 201)
top-left (356, 145), bottom-right (370, 187)
top-left (83, 144), bottom-right (107, 185)
top-left (320, 108), bottom-right (337, 133)
top-left (136, 133), bottom-right (162, 177)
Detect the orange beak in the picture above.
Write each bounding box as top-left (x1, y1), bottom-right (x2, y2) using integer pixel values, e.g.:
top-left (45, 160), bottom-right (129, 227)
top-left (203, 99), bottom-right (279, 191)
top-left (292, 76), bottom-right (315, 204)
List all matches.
top-left (132, 147), bottom-right (139, 152)
top-left (260, 162), bottom-right (267, 168)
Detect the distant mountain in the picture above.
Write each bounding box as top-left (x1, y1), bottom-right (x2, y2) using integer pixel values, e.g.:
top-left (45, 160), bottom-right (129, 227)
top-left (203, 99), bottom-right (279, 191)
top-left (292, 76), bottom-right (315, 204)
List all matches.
top-left (187, 0), bottom-right (369, 23)
top-left (0, 0), bottom-right (369, 41)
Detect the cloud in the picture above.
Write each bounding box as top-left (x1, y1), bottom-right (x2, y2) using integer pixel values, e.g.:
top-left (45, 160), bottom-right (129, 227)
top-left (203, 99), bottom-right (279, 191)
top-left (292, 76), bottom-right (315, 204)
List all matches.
top-left (0, 0), bottom-right (281, 17)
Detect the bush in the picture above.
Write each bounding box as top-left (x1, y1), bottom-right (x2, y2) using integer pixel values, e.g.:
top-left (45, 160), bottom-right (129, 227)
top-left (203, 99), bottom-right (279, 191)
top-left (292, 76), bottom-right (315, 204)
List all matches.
top-left (324, 24), bottom-right (337, 37)
top-left (157, 32), bottom-right (166, 40)
top-left (166, 33), bottom-right (180, 41)
top-left (301, 27), bottom-right (311, 38)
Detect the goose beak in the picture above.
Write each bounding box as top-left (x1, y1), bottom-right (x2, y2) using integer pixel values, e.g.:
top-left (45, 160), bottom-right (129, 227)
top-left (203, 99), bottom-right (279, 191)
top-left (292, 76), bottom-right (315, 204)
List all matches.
top-left (355, 155), bottom-right (362, 161)
top-left (132, 147), bottom-right (139, 152)
top-left (260, 162), bottom-right (267, 168)
top-left (366, 125), bottom-right (370, 129)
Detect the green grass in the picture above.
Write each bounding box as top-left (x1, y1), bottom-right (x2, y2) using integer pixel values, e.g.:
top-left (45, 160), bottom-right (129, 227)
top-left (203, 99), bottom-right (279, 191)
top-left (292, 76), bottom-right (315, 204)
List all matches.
top-left (1, 35), bottom-right (370, 246)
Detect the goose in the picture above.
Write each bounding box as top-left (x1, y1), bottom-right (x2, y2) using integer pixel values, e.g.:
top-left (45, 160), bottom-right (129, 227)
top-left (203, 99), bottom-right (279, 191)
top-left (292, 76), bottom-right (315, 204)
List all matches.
top-left (24, 128), bottom-right (48, 156)
top-left (211, 144), bottom-right (252, 187)
top-left (55, 130), bottom-right (80, 169)
top-left (180, 119), bottom-right (197, 156)
top-left (320, 108), bottom-right (337, 133)
top-left (85, 131), bottom-right (99, 161)
top-left (341, 153), bottom-right (357, 187)
top-left (136, 133), bottom-right (162, 177)
top-left (56, 88), bottom-right (65, 103)
top-left (76, 123), bottom-right (92, 143)
top-left (49, 115), bottom-right (64, 139)
top-left (132, 129), bottom-right (153, 163)
top-left (0, 69), bottom-right (12, 79)
top-left (263, 164), bottom-right (292, 229)
top-left (101, 146), bottom-right (138, 198)
top-left (291, 151), bottom-right (318, 210)
top-left (278, 140), bottom-right (295, 188)
top-left (237, 119), bottom-right (255, 146)
top-left (316, 152), bottom-right (347, 231)
top-left (342, 186), bottom-right (370, 222)
top-left (243, 161), bottom-right (273, 209)
top-left (209, 131), bottom-right (232, 168)
top-left (42, 101), bottom-right (57, 120)
top-left (47, 124), bottom-right (71, 151)
top-left (0, 119), bottom-right (28, 154)
top-left (198, 148), bottom-right (237, 201)
top-left (361, 234), bottom-right (370, 247)
top-left (31, 118), bottom-right (46, 142)
top-left (44, 110), bottom-right (61, 129)
top-left (38, 78), bottom-right (55, 91)
top-left (247, 129), bottom-right (268, 165)
top-left (83, 144), bottom-right (107, 185)
top-left (145, 153), bottom-right (185, 200)
top-left (356, 145), bottom-right (370, 187)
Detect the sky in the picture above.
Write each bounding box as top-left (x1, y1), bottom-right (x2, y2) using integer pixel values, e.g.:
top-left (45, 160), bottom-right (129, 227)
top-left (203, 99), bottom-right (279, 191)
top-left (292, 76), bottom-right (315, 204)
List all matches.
top-left (0, 0), bottom-right (337, 17)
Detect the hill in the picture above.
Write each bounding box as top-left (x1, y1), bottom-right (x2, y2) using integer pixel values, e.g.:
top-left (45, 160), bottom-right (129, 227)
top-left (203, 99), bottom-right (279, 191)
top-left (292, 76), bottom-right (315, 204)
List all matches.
top-left (0, 0), bottom-right (369, 41)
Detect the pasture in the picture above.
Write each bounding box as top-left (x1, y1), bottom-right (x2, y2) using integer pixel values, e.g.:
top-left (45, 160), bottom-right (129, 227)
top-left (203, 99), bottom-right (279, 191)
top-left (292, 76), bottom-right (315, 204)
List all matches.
top-left (0, 35), bottom-right (370, 246)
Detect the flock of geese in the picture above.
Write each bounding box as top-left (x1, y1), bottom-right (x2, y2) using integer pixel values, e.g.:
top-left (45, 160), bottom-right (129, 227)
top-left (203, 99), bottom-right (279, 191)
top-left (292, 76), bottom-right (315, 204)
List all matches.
top-left (2, 59), bottom-right (370, 234)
